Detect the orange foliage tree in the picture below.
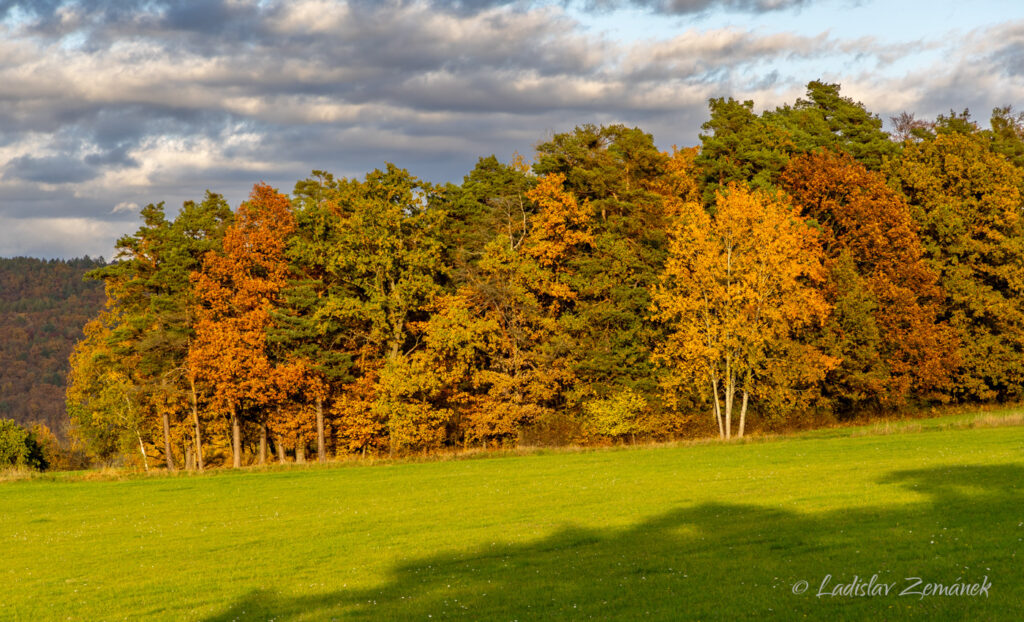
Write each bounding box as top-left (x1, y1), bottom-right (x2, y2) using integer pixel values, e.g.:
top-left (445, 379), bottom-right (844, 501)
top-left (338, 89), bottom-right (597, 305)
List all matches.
top-left (780, 151), bottom-right (958, 410)
top-left (188, 184), bottom-right (297, 468)
top-left (522, 172), bottom-right (594, 309)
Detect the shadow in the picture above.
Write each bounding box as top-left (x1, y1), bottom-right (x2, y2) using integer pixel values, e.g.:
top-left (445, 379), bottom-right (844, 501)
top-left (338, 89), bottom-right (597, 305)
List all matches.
top-left (206, 464), bottom-right (1023, 620)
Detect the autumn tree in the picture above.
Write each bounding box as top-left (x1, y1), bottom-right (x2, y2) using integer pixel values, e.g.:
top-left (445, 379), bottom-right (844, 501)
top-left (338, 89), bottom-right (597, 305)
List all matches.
top-left (887, 130), bottom-right (1024, 401)
top-left (83, 203), bottom-right (180, 469)
top-left (406, 160), bottom-right (576, 447)
top-left (188, 184), bottom-right (296, 468)
top-left (647, 146), bottom-right (701, 210)
top-left (268, 171), bottom-right (358, 462)
top-left (170, 194), bottom-right (235, 469)
top-left (77, 194), bottom-right (232, 470)
top-left (420, 206), bottom-right (579, 447)
top-left (653, 185), bottom-right (833, 438)
top-left (314, 165), bottom-right (448, 455)
top-left (67, 310), bottom-right (152, 469)
top-left (415, 292), bottom-right (512, 446)
top-left (779, 151), bottom-right (957, 411)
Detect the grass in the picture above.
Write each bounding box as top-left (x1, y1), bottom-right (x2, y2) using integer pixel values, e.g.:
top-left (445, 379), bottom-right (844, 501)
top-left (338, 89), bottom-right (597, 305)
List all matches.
top-left (2, 411), bottom-right (1023, 620)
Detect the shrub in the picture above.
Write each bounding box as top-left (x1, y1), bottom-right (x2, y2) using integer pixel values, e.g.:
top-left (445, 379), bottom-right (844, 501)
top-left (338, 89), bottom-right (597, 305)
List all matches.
top-left (0, 419), bottom-right (48, 470)
top-left (584, 388), bottom-right (648, 442)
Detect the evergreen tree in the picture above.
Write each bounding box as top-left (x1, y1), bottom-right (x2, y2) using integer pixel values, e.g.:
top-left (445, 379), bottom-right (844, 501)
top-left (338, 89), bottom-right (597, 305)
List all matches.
top-left (533, 125), bottom-right (671, 420)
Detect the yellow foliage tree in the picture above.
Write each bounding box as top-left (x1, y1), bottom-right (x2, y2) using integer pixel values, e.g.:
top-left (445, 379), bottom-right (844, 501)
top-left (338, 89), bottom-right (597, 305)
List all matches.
top-left (652, 185), bottom-right (834, 438)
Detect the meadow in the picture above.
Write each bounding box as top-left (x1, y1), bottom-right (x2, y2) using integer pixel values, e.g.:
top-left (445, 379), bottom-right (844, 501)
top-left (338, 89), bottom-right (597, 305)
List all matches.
top-left (2, 410), bottom-right (1023, 621)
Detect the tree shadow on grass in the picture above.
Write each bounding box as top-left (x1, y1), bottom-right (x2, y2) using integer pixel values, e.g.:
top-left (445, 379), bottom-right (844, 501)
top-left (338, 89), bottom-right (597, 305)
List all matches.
top-left (205, 464), bottom-right (1023, 621)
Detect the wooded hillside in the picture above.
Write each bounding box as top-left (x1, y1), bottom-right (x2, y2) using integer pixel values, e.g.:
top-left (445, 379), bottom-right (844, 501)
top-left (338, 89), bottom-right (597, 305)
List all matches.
top-left (0, 257), bottom-right (106, 436)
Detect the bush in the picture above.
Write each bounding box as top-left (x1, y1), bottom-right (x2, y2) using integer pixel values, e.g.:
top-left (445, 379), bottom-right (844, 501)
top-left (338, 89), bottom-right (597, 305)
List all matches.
top-left (583, 388), bottom-right (648, 442)
top-left (0, 418), bottom-right (48, 470)
top-left (30, 423), bottom-right (86, 470)
top-left (520, 410), bottom-right (583, 447)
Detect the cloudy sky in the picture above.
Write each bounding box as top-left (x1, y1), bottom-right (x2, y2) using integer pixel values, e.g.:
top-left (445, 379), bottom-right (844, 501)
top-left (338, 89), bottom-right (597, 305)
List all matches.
top-left (2, 0), bottom-right (1023, 259)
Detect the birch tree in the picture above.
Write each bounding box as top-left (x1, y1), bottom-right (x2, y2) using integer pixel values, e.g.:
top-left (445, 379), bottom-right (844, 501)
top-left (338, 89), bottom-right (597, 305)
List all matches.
top-left (652, 185), bottom-right (832, 438)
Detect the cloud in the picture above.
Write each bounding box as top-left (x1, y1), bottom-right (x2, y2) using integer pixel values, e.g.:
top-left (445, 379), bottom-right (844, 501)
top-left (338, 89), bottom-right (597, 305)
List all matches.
top-left (982, 22), bottom-right (1024, 78)
top-left (584, 0), bottom-right (810, 14)
top-left (4, 154), bottom-right (98, 184)
top-left (0, 214), bottom-right (132, 259)
top-left (0, 0), bottom-right (1021, 258)
top-left (424, 0), bottom-right (814, 14)
top-left (827, 20), bottom-right (1024, 124)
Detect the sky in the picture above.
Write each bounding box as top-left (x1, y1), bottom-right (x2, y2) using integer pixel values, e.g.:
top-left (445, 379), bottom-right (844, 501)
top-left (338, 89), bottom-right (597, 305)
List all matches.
top-left (1, 0), bottom-right (1023, 259)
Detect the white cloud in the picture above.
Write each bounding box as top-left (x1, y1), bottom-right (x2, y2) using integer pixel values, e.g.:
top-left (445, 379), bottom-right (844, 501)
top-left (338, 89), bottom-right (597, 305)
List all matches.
top-left (0, 215), bottom-right (130, 259)
top-left (2, 0), bottom-right (1023, 257)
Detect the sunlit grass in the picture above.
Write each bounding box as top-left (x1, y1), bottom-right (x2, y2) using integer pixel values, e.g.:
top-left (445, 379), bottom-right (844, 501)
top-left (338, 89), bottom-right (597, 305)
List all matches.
top-left (2, 410), bottom-right (1022, 620)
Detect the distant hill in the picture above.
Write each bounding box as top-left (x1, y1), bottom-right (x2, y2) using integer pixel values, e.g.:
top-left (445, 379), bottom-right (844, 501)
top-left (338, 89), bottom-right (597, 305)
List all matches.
top-left (0, 257), bottom-right (106, 437)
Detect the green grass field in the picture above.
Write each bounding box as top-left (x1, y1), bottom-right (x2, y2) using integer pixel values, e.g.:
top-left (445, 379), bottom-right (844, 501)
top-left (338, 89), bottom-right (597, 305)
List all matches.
top-left (3, 411), bottom-right (1023, 621)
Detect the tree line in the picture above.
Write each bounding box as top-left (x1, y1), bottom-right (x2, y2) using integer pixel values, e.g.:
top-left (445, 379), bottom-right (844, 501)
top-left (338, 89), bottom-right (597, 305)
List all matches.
top-left (65, 81), bottom-right (1024, 470)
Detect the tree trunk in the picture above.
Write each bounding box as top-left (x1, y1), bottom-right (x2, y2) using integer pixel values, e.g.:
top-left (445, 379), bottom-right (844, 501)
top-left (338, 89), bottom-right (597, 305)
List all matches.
top-left (739, 390), bottom-right (749, 439)
top-left (185, 446), bottom-right (195, 471)
top-left (136, 429), bottom-right (149, 473)
top-left (738, 370), bottom-right (751, 438)
top-left (259, 424), bottom-right (267, 465)
top-left (276, 435), bottom-right (287, 463)
top-left (161, 411), bottom-right (176, 471)
top-left (711, 377), bottom-right (724, 439)
top-left (316, 396), bottom-right (326, 463)
top-left (724, 358), bottom-right (733, 440)
top-left (230, 405), bottom-right (241, 468)
top-left (189, 376), bottom-right (204, 472)
top-left (125, 395), bottom-right (148, 472)
top-left (296, 444), bottom-right (306, 464)
top-left (724, 381), bottom-right (733, 440)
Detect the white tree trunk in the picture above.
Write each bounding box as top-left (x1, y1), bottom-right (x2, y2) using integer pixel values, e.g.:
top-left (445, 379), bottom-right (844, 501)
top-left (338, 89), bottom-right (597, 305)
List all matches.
top-left (724, 357), bottom-right (733, 440)
top-left (739, 389), bottom-right (749, 438)
top-left (136, 430), bottom-right (149, 473)
top-left (711, 377), bottom-right (724, 439)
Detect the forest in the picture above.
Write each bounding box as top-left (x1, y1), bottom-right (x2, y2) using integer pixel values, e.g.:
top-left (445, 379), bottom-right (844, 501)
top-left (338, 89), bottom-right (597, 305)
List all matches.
top-left (0, 257), bottom-right (105, 434)
top-left (60, 81), bottom-right (1024, 471)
